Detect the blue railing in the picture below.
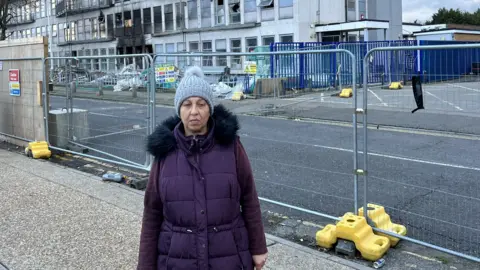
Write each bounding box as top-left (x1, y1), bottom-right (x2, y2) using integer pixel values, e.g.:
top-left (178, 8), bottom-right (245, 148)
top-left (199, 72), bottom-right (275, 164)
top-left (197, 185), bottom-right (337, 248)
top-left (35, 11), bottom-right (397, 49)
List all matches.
top-left (268, 40), bottom-right (480, 89)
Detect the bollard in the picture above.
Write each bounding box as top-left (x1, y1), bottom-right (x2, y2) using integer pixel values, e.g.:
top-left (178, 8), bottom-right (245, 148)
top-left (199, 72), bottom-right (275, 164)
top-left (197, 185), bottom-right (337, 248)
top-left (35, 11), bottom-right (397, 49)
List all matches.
top-left (97, 83), bottom-right (104, 96)
top-left (132, 85), bottom-right (138, 98)
top-left (70, 81), bottom-right (76, 93)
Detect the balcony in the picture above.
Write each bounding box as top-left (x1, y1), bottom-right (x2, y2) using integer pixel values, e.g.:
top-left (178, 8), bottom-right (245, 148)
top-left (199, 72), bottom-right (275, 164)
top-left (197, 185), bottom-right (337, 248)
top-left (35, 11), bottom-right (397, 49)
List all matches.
top-left (7, 13), bottom-right (35, 27)
top-left (56, 0), bottom-right (114, 18)
top-left (114, 25), bottom-right (145, 47)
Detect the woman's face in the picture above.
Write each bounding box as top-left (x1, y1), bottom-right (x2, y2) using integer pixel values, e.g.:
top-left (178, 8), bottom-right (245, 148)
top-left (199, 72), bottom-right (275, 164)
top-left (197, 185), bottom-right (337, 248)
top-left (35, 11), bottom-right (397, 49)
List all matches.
top-left (180, 97), bottom-right (210, 136)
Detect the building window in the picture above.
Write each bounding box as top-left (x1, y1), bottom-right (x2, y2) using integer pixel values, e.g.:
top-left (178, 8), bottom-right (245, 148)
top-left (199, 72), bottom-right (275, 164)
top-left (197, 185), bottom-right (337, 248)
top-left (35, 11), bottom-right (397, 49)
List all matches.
top-left (245, 37), bottom-right (257, 53)
top-left (177, 42), bottom-right (186, 69)
top-left (347, 0), bottom-right (355, 10)
top-left (280, 34), bottom-right (293, 43)
top-left (143, 8), bottom-right (152, 34)
top-left (258, 0), bottom-right (274, 8)
top-left (189, 41), bottom-right (199, 65)
top-left (230, 39), bottom-right (241, 69)
top-left (41, 26), bottom-right (46, 36)
top-left (176, 2), bottom-right (186, 29)
top-left (51, 0), bottom-right (56, 13)
top-left (215, 39), bottom-right (227, 66)
top-left (202, 41), bottom-right (212, 66)
top-left (166, 43), bottom-right (175, 64)
top-left (244, 0), bottom-right (256, 12)
top-left (35, 0), bottom-right (40, 18)
top-left (201, 0), bottom-right (211, 27)
top-left (165, 4), bottom-right (174, 31)
top-left (40, 0), bottom-right (46, 17)
top-left (92, 49), bottom-right (99, 70)
top-left (153, 6), bottom-right (162, 34)
top-left (188, 0), bottom-right (197, 19)
top-left (108, 48), bottom-right (116, 71)
top-left (92, 18), bottom-right (98, 39)
top-left (100, 48), bottom-right (107, 70)
top-left (229, 0), bottom-right (241, 24)
top-left (262, 36), bottom-right (275, 46)
top-left (215, 0), bottom-right (225, 25)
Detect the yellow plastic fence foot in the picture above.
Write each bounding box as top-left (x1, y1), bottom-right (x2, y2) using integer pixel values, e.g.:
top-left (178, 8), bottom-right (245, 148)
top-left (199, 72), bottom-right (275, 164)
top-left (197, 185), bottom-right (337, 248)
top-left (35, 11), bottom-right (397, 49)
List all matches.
top-left (336, 213), bottom-right (390, 261)
top-left (358, 204), bottom-right (407, 247)
top-left (389, 82), bottom-right (403, 89)
top-left (339, 88), bottom-right (353, 98)
top-left (25, 141), bottom-right (52, 159)
top-left (316, 224), bottom-right (337, 249)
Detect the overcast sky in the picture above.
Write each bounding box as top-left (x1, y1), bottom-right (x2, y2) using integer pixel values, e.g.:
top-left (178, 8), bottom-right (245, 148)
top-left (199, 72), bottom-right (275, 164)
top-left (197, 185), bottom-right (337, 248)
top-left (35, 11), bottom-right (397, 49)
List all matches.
top-left (403, 0), bottom-right (480, 23)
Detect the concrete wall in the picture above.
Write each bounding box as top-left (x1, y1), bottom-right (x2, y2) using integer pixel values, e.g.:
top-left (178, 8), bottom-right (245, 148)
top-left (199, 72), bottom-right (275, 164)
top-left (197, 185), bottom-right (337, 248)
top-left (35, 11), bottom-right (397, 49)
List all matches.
top-left (0, 37), bottom-right (48, 146)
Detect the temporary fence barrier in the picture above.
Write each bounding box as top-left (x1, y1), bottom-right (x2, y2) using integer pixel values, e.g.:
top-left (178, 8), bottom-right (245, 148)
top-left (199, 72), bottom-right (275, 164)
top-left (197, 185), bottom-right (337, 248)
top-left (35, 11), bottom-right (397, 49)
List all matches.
top-left (43, 54), bottom-right (155, 171)
top-left (152, 49), bottom-right (365, 218)
top-left (154, 49), bottom-right (356, 100)
top-left (0, 57), bottom-right (47, 146)
top-left (360, 43), bottom-right (480, 262)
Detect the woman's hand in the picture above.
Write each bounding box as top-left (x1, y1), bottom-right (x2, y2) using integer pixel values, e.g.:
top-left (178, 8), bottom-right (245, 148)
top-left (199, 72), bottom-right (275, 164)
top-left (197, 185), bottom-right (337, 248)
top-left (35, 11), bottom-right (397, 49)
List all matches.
top-left (252, 253), bottom-right (268, 269)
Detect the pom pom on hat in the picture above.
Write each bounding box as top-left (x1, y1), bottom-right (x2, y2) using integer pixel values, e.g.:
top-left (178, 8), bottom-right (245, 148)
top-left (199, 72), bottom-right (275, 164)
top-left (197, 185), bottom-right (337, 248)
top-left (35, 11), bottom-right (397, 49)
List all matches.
top-left (185, 66), bottom-right (204, 78)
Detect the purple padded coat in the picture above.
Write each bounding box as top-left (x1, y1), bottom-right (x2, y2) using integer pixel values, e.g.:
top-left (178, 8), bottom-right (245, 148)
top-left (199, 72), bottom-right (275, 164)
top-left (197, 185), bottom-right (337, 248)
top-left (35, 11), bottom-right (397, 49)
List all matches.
top-left (138, 104), bottom-right (267, 270)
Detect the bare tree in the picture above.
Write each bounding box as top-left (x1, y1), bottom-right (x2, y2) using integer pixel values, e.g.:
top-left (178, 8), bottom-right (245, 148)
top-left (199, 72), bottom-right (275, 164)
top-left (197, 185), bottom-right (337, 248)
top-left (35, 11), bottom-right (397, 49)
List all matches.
top-left (0, 0), bottom-right (38, 40)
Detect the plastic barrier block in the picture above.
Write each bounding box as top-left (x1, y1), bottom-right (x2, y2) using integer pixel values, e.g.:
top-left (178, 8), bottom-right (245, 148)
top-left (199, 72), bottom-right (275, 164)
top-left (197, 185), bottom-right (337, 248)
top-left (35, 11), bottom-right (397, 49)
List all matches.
top-left (26, 141), bottom-right (52, 159)
top-left (339, 88), bottom-right (353, 98)
top-left (336, 213), bottom-right (390, 261)
top-left (389, 82), bottom-right (403, 89)
top-left (358, 204), bottom-right (407, 247)
top-left (316, 224), bottom-right (337, 249)
top-left (231, 91), bottom-right (244, 101)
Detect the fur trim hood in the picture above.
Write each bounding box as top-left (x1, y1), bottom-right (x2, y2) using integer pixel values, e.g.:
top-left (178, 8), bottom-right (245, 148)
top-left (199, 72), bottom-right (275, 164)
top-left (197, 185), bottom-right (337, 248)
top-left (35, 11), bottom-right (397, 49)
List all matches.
top-left (146, 104), bottom-right (239, 159)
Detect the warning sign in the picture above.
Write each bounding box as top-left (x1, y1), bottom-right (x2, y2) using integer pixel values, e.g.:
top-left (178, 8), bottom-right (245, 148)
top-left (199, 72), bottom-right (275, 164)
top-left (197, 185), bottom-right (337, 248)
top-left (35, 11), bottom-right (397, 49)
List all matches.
top-left (9, 69), bottom-right (21, 96)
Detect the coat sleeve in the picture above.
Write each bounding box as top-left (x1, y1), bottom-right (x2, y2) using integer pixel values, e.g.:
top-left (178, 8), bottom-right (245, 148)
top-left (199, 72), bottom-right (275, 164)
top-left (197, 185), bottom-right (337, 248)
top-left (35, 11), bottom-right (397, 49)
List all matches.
top-left (235, 137), bottom-right (268, 255)
top-left (137, 159), bottom-right (164, 269)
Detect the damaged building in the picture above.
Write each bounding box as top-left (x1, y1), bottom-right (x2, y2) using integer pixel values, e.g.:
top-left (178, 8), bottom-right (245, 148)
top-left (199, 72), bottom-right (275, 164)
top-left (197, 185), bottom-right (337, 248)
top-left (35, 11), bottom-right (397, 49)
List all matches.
top-left (6, 0), bottom-right (402, 73)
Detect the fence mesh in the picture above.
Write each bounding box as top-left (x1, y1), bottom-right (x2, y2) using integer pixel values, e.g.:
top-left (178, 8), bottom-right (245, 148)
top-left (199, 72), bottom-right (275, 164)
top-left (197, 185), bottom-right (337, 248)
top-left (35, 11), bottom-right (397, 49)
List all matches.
top-left (46, 55), bottom-right (153, 169)
top-left (362, 45), bottom-right (480, 259)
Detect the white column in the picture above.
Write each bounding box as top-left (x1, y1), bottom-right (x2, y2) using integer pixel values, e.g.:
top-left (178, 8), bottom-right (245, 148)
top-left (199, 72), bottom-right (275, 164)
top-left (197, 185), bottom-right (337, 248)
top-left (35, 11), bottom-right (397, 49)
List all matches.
top-left (184, 3), bottom-right (189, 29)
top-left (211, 1), bottom-right (215, 26)
top-left (274, 0), bottom-right (279, 21)
top-left (225, 0), bottom-right (230, 25)
top-left (173, 3), bottom-right (177, 30)
top-left (197, 0), bottom-right (201, 28)
top-left (151, 7), bottom-right (154, 33)
top-left (162, 5), bottom-right (166, 32)
top-left (240, 0), bottom-right (244, 24)
top-left (256, 3), bottom-right (261, 23)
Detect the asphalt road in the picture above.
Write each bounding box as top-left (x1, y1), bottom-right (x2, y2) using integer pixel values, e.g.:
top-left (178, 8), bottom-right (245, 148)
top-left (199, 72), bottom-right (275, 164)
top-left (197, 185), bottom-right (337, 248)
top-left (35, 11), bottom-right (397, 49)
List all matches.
top-left (49, 96), bottom-right (480, 258)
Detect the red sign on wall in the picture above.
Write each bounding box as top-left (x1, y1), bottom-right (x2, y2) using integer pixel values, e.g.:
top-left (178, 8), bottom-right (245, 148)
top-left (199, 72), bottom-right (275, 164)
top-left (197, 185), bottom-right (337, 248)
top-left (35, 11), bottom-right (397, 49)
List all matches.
top-left (9, 69), bottom-right (19, 82)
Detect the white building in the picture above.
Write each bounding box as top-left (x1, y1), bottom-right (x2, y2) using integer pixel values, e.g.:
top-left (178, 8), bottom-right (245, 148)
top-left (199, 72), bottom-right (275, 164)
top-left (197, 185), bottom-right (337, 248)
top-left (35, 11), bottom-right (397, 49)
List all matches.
top-left (6, 0), bottom-right (403, 71)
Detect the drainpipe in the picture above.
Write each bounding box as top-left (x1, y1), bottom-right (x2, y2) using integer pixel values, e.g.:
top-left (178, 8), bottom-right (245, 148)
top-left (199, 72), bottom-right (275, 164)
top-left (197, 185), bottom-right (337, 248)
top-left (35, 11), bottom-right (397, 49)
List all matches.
top-left (344, 0), bottom-right (348, 22)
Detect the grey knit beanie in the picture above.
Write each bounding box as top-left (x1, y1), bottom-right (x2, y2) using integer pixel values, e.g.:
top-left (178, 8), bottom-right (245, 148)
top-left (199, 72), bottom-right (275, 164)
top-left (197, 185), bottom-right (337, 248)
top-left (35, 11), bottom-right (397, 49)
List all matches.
top-left (174, 66), bottom-right (214, 117)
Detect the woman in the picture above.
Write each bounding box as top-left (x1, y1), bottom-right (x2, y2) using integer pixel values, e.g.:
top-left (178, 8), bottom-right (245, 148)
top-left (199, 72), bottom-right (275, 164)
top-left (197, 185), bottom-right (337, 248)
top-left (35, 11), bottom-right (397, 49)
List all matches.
top-left (138, 66), bottom-right (268, 270)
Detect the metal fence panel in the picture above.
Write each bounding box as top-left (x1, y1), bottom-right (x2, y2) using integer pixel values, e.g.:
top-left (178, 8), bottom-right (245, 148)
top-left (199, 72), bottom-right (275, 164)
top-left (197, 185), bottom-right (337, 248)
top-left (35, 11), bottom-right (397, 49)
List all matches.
top-left (360, 43), bottom-right (480, 262)
top-left (45, 54), bottom-right (154, 171)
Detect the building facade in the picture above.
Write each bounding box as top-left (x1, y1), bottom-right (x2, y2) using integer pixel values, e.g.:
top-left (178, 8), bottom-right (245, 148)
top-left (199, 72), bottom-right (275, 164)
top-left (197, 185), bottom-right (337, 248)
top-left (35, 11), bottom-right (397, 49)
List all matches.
top-left (6, 0), bottom-right (402, 71)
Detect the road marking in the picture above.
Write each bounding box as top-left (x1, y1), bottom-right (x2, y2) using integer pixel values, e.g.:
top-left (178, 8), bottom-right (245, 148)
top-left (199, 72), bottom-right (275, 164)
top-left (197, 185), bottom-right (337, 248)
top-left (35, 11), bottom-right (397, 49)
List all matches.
top-left (447, 83), bottom-right (480, 93)
top-left (246, 115), bottom-right (480, 141)
top-left (426, 91), bottom-right (464, 111)
top-left (243, 134), bottom-right (480, 172)
top-left (401, 251), bottom-right (443, 263)
top-left (368, 88), bottom-right (388, 106)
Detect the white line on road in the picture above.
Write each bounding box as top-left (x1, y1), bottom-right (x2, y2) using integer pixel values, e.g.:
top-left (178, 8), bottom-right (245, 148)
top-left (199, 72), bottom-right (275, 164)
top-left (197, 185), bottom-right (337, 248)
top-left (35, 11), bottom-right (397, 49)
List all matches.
top-left (242, 134), bottom-right (480, 172)
top-left (426, 91), bottom-right (464, 111)
top-left (447, 83), bottom-right (480, 93)
top-left (368, 89), bottom-right (388, 106)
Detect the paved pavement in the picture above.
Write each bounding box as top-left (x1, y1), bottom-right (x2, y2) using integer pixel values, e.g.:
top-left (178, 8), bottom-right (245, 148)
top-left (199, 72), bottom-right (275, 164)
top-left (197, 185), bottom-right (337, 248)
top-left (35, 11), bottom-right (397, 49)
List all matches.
top-left (46, 94), bottom-right (480, 260)
top-left (0, 149), bottom-right (367, 270)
